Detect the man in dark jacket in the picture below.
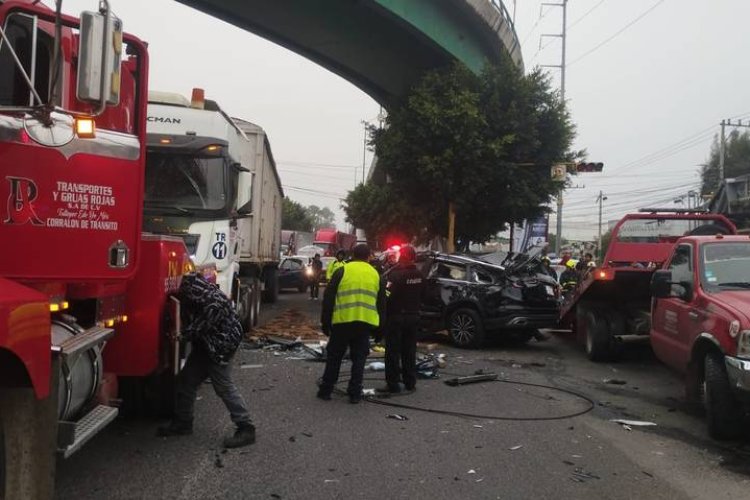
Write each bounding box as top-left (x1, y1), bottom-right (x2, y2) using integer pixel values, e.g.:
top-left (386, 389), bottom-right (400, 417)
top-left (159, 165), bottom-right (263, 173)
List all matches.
top-left (318, 244), bottom-right (386, 403)
top-left (380, 246), bottom-right (425, 393)
top-left (157, 273), bottom-right (255, 448)
top-left (309, 253), bottom-right (323, 300)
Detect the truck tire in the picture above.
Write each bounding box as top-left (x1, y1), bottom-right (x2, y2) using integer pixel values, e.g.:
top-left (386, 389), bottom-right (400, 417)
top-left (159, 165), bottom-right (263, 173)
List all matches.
top-left (0, 387), bottom-right (57, 500)
top-left (237, 283), bottom-right (253, 333)
top-left (584, 309), bottom-right (613, 362)
top-left (601, 309), bottom-right (624, 361)
top-left (448, 308), bottom-right (485, 349)
top-left (262, 268), bottom-right (279, 304)
top-left (252, 278), bottom-right (262, 327)
top-left (119, 371), bottom-right (176, 419)
top-left (704, 352), bottom-right (743, 440)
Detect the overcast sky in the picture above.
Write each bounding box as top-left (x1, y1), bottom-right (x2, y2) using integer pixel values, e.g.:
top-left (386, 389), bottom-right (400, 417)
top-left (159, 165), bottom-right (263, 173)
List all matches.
top-left (65, 0), bottom-right (750, 239)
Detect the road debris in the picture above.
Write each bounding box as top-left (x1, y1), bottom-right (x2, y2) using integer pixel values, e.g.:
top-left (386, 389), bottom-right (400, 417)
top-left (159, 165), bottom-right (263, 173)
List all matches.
top-left (387, 414), bottom-right (409, 421)
top-left (445, 373), bottom-right (498, 386)
top-left (611, 419), bottom-right (657, 427)
top-left (416, 354), bottom-right (444, 379)
top-left (366, 361), bottom-right (385, 371)
top-left (509, 445), bottom-right (523, 451)
top-left (570, 467), bottom-right (600, 482)
top-left (240, 364), bottom-right (264, 369)
top-left (602, 378), bottom-right (627, 385)
top-left (467, 469), bottom-right (476, 474)
top-left (249, 309), bottom-right (326, 341)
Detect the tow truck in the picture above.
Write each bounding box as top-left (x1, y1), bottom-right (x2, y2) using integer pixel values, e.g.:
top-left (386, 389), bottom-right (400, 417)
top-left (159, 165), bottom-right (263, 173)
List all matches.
top-left (560, 209), bottom-right (736, 361)
top-left (0, 2), bottom-right (191, 497)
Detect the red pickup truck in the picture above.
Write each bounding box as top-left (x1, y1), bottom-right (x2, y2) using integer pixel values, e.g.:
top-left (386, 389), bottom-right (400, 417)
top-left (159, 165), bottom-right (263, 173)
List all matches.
top-left (651, 234), bottom-right (750, 439)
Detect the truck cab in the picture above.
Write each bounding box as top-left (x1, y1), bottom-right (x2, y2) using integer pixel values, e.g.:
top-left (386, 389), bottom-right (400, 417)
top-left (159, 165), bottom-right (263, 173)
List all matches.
top-left (651, 235), bottom-right (750, 439)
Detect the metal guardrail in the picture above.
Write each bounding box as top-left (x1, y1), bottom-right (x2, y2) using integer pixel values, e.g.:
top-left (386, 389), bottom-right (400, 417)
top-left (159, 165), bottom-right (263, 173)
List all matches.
top-left (487, 0), bottom-right (523, 69)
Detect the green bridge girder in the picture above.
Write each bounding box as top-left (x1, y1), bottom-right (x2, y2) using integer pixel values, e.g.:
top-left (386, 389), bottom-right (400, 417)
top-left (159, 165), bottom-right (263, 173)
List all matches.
top-left (176, 0), bottom-right (522, 106)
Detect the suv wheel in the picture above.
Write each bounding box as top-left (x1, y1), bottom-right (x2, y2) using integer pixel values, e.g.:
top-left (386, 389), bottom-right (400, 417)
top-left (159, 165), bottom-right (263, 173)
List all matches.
top-left (704, 352), bottom-right (743, 440)
top-left (448, 308), bottom-right (485, 348)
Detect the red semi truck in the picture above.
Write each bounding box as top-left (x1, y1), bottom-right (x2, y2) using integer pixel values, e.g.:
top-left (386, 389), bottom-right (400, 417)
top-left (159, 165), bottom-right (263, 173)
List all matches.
top-left (0, 2), bottom-right (189, 497)
top-left (313, 228), bottom-right (356, 257)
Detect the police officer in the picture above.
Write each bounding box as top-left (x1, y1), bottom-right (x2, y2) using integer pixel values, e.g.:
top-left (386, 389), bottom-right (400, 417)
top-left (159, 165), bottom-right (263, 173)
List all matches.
top-left (326, 249), bottom-right (347, 282)
top-left (380, 245), bottom-right (424, 394)
top-left (318, 244), bottom-right (386, 403)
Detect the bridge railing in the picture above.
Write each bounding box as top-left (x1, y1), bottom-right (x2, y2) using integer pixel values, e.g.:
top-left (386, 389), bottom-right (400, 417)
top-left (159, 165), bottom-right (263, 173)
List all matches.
top-left (487, 0), bottom-right (524, 70)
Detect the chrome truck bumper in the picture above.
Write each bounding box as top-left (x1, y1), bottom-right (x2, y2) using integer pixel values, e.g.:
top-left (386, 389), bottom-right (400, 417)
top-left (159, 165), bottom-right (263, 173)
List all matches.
top-left (724, 356), bottom-right (750, 400)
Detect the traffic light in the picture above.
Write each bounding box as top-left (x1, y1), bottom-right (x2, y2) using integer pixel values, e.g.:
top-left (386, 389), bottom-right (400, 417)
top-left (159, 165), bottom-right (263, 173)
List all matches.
top-left (575, 162), bottom-right (604, 173)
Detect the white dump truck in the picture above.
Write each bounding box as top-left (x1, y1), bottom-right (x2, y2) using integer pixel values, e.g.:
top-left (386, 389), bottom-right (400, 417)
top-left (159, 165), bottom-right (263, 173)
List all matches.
top-left (144, 89), bottom-right (283, 330)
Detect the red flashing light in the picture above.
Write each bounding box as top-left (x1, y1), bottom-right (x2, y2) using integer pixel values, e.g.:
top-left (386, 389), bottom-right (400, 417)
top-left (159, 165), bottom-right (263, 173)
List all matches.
top-left (390, 245), bottom-right (401, 252)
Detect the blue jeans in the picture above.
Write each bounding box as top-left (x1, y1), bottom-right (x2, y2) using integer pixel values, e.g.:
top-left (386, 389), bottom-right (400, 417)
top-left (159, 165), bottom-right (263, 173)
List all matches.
top-left (174, 347), bottom-right (251, 427)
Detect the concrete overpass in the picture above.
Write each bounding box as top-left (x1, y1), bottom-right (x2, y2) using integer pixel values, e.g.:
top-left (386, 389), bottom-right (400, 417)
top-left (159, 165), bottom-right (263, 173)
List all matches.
top-left (176, 0), bottom-right (523, 106)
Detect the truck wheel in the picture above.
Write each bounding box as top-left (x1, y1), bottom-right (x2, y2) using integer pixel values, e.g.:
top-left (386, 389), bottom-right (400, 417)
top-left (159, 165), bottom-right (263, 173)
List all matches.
top-left (0, 387), bottom-right (57, 500)
top-left (237, 284), bottom-right (253, 333)
top-left (262, 268), bottom-right (279, 304)
top-left (584, 309), bottom-right (613, 362)
top-left (252, 278), bottom-right (262, 327)
top-left (601, 309), bottom-right (624, 360)
top-left (704, 352), bottom-right (743, 440)
top-left (448, 308), bottom-right (485, 348)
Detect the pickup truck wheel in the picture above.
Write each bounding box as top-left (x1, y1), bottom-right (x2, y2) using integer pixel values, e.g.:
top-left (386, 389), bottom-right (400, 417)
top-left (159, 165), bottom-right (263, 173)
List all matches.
top-left (448, 309), bottom-right (485, 348)
top-left (585, 310), bottom-right (612, 362)
top-left (704, 352), bottom-right (743, 440)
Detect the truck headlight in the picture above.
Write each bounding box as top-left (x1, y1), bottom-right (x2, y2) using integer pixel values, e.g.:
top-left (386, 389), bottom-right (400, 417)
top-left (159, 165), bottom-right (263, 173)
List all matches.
top-left (737, 330), bottom-right (750, 358)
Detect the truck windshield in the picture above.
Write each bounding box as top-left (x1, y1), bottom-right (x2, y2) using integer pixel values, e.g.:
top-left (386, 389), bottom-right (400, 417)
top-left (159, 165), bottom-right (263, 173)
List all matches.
top-left (701, 242), bottom-right (750, 290)
top-left (144, 153), bottom-right (227, 212)
top-left (616, 218), bottom-right (732, 243)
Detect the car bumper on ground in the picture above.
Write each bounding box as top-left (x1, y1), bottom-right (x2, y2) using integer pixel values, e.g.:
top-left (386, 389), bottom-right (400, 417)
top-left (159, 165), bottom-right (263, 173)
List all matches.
top-left (725, 356), bottom-right (750, 400)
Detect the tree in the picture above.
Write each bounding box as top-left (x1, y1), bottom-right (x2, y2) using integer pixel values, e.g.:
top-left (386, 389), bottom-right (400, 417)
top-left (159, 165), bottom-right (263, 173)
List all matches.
top-left (305, 205), bottom-right (336, 230)
top-left (701, 130), bottom-right (750, 196)
top-left (282, 198), bottom-right (313, 232)
top-left (344, 56), bottom-right (575, 247)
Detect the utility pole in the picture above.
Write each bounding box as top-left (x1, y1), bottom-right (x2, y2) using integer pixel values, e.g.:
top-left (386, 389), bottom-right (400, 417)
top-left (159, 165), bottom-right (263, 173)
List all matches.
top-left (360, 120), bottom-right (368, 183)
top-left (540, 0), bottom-right (567, 254)
top-left (596, 191), bottom-right (607, 261)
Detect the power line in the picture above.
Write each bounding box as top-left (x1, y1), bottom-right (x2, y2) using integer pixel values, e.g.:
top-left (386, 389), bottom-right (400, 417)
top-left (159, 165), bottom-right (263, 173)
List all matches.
top-left (568, 0), bottom-right (665, 67)
top-left (568, 0), bottom-right (607, 29)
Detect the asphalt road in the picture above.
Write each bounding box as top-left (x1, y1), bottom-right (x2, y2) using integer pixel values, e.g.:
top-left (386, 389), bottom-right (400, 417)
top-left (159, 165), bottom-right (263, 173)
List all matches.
top-left (55, 290), bottom-right (750, 499)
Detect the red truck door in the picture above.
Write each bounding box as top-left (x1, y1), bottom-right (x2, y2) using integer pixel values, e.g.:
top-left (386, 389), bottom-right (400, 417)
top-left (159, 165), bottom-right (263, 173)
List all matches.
top-left (651, 243), bottom-right (701, 371)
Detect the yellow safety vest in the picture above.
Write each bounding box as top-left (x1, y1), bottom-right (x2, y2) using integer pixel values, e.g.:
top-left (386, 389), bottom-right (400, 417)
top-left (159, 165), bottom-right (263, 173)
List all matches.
top-left (332, 261), bottom-right (380, 327)
top-left (326, 259), bottom-right (346, 281)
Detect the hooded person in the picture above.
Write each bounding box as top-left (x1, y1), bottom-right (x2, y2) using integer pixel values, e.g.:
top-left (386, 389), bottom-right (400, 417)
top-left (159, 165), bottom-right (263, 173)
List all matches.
top-left (157, 273), bottom-right (255, 448)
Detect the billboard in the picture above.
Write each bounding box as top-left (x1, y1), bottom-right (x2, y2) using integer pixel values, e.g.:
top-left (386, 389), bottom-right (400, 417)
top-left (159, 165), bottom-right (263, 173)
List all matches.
top-left (511, 215), bottom-right (549, 253)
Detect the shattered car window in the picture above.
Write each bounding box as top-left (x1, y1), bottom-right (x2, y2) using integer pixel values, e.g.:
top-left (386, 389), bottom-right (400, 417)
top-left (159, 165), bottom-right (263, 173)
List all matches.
top-left (429, 262), bottom-right (467, 281)
top-left (471, 268), bottom-right (496, 284)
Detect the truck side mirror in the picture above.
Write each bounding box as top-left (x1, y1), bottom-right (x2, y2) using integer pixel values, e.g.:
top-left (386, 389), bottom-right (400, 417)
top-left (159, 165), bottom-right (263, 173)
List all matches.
top-left (77, 5), bottom-right (123, 115)
top-left (651, 270), bottom-right (673, 298)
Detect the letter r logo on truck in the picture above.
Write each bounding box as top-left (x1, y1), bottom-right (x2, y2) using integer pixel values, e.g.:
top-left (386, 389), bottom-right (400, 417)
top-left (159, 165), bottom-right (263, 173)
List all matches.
top-left (4, 176), bottom-right (44, 226)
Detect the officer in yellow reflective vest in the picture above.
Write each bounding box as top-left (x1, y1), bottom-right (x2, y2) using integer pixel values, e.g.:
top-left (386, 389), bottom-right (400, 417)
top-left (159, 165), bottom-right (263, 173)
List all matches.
top-left (326, 249), bottom-right (347, 282)
top-left (318, 243), bottom-right (386, 403)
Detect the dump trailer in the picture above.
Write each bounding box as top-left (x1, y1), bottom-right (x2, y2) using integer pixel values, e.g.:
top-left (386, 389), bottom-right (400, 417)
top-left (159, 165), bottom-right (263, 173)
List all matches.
top-left (232, 117), bottom-right (284, 302)
top-left (560, 210), bottom-right (736, 361)
top-left (0, 2), bottom-right (191, 497)
top-left (144, 91), bottom-right (283, 331)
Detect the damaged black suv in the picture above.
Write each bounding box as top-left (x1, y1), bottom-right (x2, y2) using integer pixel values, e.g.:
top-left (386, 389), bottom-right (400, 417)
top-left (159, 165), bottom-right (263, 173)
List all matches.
top-left (415, 250), bottom-right (560, 348)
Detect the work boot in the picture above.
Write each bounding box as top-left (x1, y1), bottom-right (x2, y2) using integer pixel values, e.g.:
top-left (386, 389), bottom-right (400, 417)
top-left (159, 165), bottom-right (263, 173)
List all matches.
top-left (404, 385), bottom-right (416, 394)
top-left (156, 420), bottom-right (193, 437)
top-left (316, 389), bottom-right (332, 401)
top-left (375, 384), bottom-right (402, 394)
top-left (223, 423), bottom-right (256, 448)
top-left (349, 392), bottom-right (362, 404)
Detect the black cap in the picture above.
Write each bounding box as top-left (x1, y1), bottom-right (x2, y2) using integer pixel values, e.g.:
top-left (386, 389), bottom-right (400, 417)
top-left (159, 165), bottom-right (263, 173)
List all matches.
top-left (351, 243), bottom-right (370, 261)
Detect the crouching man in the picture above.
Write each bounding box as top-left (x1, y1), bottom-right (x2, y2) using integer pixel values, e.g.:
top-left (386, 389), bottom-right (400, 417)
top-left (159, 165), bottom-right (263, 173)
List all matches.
top-left (157, 273), bottom-right (255, 448)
